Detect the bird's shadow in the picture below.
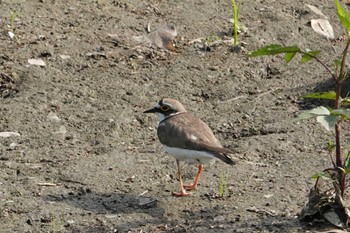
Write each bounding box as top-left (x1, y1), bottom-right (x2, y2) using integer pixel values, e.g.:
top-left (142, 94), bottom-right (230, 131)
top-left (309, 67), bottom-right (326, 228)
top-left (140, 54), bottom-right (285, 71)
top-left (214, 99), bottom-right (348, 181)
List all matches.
top-left (43, 189), bottom-right (163, 217)
top-left (43, 189), bottom-right (166, 232)
top-left (299, 76), bottom-right (350, 110)
top-left (42, 188), bottom-right (335, 232)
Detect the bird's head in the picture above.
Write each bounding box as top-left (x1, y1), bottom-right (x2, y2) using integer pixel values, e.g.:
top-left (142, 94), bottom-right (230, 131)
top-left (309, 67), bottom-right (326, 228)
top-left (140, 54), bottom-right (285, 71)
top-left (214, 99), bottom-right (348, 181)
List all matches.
top-left (144, 98), bottom-right (187, 122)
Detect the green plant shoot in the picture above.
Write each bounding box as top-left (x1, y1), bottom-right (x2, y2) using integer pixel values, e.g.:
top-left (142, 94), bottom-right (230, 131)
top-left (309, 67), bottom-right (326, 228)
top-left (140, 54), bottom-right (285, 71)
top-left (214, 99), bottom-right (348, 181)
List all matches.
top-left (219, 172), bottom-right (227, 197)
top-left (231, 0), bottom-right (239, 47)
top-left (10, 11), bottom-right (17, 30)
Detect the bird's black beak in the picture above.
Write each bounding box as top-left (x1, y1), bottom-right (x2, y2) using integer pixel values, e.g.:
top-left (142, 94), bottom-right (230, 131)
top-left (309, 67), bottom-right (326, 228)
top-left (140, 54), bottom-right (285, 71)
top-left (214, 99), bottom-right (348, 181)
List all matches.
top-left (144, 107), bottom-right (158, 113)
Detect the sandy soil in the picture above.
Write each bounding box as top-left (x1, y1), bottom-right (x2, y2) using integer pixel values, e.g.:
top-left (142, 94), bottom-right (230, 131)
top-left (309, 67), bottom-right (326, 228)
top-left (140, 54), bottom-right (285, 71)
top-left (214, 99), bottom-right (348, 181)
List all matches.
top-left (0, 0), bottom-right (349, 232)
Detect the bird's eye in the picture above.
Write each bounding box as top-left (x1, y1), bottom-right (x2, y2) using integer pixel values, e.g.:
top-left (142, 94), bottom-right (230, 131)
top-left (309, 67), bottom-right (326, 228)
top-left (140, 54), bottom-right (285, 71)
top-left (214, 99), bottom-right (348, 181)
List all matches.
top-left (160, 105), bottom-right (170, 111)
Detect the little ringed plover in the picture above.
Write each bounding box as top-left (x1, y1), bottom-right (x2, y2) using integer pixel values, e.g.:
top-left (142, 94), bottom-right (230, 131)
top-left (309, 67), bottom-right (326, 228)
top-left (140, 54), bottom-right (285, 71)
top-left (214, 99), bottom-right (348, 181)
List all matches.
top-left (144, 98), bottom-right (235, 197)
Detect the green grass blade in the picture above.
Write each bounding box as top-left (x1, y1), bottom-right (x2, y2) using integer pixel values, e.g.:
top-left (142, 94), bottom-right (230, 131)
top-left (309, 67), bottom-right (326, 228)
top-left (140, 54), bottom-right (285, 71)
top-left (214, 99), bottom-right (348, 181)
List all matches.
top-left (218, 172), bottom-right (227, 197)
top-left (232, 0), bottom-right (239, 46)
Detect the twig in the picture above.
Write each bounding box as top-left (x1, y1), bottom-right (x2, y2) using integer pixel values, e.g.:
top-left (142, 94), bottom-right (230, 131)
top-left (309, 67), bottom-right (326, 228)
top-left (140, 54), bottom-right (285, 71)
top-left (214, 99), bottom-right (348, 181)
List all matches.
top-left (252, 89), bottom-right (280, 102)
top-left (37, 182), bottom-right (58, 186)
top-left (139, 190), bottom-right (149, 196)
top-left (246, 206), bottom-right (276, 216)
top-left (299, 51), bottom-right (336, 80)
top-left (58, 177), bottom-right (87, 185)
top-left (221, 95), bottom-right (246, 103)
top-left (241, 160), bottom-right (268, 167)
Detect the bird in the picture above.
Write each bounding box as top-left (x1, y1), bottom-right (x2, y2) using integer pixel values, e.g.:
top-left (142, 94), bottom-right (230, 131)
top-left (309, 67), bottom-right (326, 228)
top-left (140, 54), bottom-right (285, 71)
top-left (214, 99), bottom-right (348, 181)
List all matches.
top-left (144, 98), bottom-right (235, 197)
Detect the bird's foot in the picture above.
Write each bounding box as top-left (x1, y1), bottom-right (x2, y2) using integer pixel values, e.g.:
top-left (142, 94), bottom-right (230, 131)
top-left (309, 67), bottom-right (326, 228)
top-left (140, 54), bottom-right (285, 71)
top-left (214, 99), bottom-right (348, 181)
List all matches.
top-left (172, 190), bottom-right (192, 197)
top-left (183, 183), bottom-right (197, 191)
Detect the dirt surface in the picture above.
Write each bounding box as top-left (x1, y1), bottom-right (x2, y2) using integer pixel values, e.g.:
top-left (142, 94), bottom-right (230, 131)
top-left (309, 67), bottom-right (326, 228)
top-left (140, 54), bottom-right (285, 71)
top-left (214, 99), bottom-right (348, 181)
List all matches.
top-left (1, 0), bottom-right (349, 232)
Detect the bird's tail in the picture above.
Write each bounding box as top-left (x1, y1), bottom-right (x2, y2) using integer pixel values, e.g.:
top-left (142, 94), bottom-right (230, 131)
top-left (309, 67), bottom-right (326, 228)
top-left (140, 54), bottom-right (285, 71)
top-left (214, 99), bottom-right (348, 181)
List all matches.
top-left (211, 147), bottom-right (236, 165)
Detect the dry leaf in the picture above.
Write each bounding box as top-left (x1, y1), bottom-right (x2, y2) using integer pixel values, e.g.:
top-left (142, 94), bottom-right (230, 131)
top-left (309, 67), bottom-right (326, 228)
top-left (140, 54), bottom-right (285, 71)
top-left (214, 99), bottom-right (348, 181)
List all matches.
top-left (305, 4), bottom-right (328, 18)
top-left (311, 19), bottom-right (335, 39)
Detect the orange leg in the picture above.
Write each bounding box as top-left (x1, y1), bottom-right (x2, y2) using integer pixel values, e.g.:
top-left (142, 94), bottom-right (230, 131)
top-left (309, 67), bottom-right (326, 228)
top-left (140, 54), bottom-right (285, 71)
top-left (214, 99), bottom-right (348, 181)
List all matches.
top-left (183, 164), bottom-right (203, 191)
top-left (172, 160), bottom-right (192, 197)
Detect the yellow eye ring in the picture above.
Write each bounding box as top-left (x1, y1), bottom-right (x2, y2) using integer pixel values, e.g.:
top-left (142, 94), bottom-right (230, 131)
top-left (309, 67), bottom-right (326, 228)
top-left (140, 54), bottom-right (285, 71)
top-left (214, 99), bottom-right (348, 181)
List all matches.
top-left (160, 105), bottom-right (170, 111)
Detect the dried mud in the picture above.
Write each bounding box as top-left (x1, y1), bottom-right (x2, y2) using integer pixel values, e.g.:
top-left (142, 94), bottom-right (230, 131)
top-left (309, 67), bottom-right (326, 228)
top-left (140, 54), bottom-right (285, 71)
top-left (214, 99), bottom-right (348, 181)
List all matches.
top-left (0, 0), bottom-right (349, 232)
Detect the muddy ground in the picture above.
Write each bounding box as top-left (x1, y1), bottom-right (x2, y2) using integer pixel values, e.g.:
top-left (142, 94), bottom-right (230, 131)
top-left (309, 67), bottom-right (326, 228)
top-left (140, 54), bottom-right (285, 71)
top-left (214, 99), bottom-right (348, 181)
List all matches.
top-left (1, 0), bottom-right (349, 232)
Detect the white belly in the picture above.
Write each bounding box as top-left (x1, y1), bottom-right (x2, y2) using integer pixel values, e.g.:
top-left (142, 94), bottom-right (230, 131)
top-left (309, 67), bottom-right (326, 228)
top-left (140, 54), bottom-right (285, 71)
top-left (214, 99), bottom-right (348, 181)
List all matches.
top-left (163, 145), bottom-right (215, 164)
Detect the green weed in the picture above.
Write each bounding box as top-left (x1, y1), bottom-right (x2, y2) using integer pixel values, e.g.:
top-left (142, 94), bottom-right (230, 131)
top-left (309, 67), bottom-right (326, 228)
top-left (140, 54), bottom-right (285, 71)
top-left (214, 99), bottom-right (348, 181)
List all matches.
top-left (250, 0), bottom-right (350, 226)
top-left (51, 213), bottom-right (65, 233)
top-left (9, 11), bottom-right (17, 31)
top-left (231, 0), bottom-right (239, 48)
top-left (218, 172), bottom-right (227, 197)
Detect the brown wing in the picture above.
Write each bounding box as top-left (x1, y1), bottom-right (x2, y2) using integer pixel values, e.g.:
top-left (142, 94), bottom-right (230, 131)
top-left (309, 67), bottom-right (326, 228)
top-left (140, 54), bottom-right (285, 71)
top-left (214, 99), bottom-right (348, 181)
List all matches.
top-left (157, 112), bottom-right (235, 165)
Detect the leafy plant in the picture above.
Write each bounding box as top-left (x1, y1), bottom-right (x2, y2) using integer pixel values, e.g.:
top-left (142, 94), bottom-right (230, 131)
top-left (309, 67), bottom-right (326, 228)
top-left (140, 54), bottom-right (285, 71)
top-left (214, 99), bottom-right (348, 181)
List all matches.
top-left (250, 0), bottom-right (350, 227)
